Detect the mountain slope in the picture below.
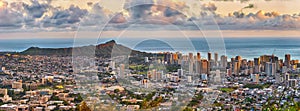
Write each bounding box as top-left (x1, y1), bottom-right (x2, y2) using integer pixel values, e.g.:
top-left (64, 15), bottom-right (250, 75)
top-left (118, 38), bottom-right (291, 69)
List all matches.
top-left (21, 40), bottom-right (151, 57)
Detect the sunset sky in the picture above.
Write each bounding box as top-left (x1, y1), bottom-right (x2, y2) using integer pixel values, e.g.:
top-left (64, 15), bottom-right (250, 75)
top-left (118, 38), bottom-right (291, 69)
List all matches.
top-left (1, 0), bottom-right (300, 38)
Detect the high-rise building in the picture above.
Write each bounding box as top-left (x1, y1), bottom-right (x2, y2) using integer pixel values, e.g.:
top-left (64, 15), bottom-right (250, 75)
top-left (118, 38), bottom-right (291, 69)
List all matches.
top-left (221, 55), bottom-right (227, 68)
top-left (241, 59), bottom-right (248, 69)
top-left (197, 52), bottom-right (201, 61)
top-left (188, 53), bottom-right (194, 74)
top-left (248, 60), bottom-right (254, 68)
top-left (195, 61), bottom-right (201, 74)
top-left (164, 52), bottom-right (173, 64)
top-left (173, 53), bottom-right (178, 64)
top-left (214, 52), bottom-right (218, 62)
top-left (227, 69), bottom-right (232, 76)
top-left (235, 56), bottom-right (242, 73)
top-left (208, 52), bottom-right (212, 61)
top-left (279, 59), bottom-right (283, 69)
top-left (189, 53), bottom-right (194, 62)
top-left (231, 58), bottom-right (235, 63)
top-left (189, 61), bottom-right (194, 74)
top-left (284, 54), bottom-right (291, 68)
top-left (233, 60), bottom-right (239, 75)
top-left (284, 73), bottom-right (290, 83)
top-left (214, 70), bottom-right (221, 83)
top-left (265, 62), bottom-right (276, 76)
top-left (272, 63), bottom-right (276, 76)
top-left (109, 61), bottom-right (115, 69)
top-left (144, 57), bottom-right (149, 63)
top-left (152, 69), bottom-right (157, 80)
top-left (178, 69), bottom-right (184, 77)
top-left (187, 76), bottom-right (192, 83)
top-left (254, 58), bottom-right (260, 66)
top-left (177, 52), bottom-right (182, 61)
top-left (169, 53), bottom-right (173, 64)
top-left (235, 56), bottom-right (242, 61)
top-left (201, 60), bottom-right (208, 74)
top-left (209, 60), bottom-right (214, 71)
top-left (265, 62), bottom-right (271, 76)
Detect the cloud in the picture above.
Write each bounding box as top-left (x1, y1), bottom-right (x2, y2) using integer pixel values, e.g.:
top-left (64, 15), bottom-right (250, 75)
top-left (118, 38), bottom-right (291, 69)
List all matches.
top-left (123, 0), bottom-right (188, 24)
top-left (201, 2), bottom-right (217, 12)
top-left (23, 0), bottom-right (50, 18)
top-left (79, 3), bottom-right (109, 26)
top-left (211, 0), bottom-right (276, 3)
top-left (110, 13), bottom-right (127, 23)
top-left (214, 10), bottom-right (300, 30)
top-left (0, 0), bottom-right (23, 29)
top-left (0, 0), bottom-right (299, 32)
top-left (41, 5), bottom-right (88, 28)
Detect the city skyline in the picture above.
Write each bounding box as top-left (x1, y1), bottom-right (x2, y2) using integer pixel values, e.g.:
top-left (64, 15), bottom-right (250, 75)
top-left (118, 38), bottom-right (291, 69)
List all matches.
top-left (1, 0), bottom-right (300, 110)
top-left (0, 46), bottom-right (299, 110)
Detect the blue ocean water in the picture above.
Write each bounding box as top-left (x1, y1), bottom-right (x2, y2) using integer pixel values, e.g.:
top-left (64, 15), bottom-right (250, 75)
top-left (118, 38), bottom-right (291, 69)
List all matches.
top-left (120, 37), bottom-right (300, 60)
top-left (0, 37), bottom-right (300, 60)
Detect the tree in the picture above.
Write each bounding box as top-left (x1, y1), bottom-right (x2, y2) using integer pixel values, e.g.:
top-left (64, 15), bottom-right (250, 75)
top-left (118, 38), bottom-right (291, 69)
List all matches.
top-left (183, 107), bottom-right (193, 111)
top-left (75, 95), bottom-right (83, 103)
top-left (141, 99), bottom-right (149, 109)
top-left (50, 95), bottom-right (60, 101)
top-left (79, 101), bottom-right (91, 111)
top-left (7, 90), bottom-right (14, 97)
top-left (114, 89), bottom-right (120, 94)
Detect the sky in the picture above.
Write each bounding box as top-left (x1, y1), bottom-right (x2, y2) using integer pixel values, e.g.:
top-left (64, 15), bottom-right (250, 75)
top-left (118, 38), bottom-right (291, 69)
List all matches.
top-left (1, 0), bottom-right (300, 38)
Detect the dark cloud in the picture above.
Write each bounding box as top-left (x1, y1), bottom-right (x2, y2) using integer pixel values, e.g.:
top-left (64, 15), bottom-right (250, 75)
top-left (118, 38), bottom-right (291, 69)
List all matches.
top-left (0, 6), bottom-right (23, 29)
top-left (42, 5), bottom-right (87, 28)
top-left (124, 0), bottom-right (189, 24)
top-left (23, 0), bottom-right (50, 18)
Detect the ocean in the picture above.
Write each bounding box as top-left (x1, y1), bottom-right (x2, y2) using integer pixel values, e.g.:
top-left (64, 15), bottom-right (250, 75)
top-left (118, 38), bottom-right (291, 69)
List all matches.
top-left (1, 37), bottom-right (300, 60)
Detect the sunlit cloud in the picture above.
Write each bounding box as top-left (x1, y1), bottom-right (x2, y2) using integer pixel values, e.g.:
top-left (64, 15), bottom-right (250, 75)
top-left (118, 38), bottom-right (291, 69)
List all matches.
top-left (0, 0), bottom-right (299, 33)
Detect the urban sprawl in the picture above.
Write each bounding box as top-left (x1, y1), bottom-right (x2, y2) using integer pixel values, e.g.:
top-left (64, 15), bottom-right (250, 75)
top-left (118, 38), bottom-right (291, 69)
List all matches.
top-left (0, 51), bottom-right (299, 111)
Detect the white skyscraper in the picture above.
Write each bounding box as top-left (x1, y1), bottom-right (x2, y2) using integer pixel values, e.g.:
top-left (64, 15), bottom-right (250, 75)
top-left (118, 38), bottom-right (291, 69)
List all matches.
top-left (187, 76), bottom-right (192, 83)
top-left (189, 62), bottom-right (193, 74)
top-left (109, 61), bottom-right (115, 70)
top-left (265, 62), bottom-right (272, 76)
top-left (214, 70), bottom-right (221, 83)
top-left (178, 69), bottom-right (184, 77)
top-left (145, 57), bottom-right (149, 63)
